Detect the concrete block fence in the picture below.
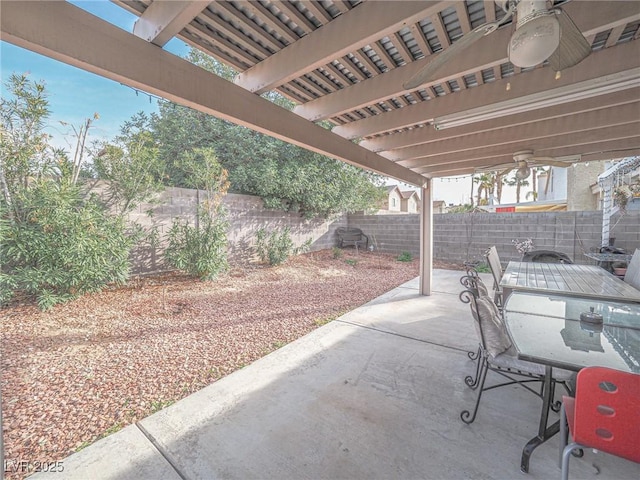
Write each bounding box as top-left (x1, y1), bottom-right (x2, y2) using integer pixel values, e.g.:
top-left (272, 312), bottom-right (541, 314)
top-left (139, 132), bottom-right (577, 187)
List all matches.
top-left (124, 186), bottom-right (640, 274)
top-left (348, 211), bottom-right (640, 267)
top-left (127, 188), bottom-right (345, 273)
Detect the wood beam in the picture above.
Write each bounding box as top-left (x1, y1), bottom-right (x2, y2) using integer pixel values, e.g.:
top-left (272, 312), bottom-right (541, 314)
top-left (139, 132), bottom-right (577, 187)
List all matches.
top-left (234, 1), bottom-right (453, 93)
top-left (419, 181), bottom-right (433, 296)
top-left (0, 1), bottom-right (427, 187)
top-left (408, 123), bottom-right (640, 171)
top-left (409, 22), bottom-right (433, 57)
top-left (294, 26), bottom-right (512, 121)
top-left (360, 88), bottom-right (640, 152)
top-left (332, 40), bottom-right (640, 139)
top-left (272, 1), bottom-right (316, 33)
top-left (483, 1), bottom-right (496, 23)
top-left (198, 9), bottom-right (273, 57)
top-left (214, 1), bottom-right (286, 51)
top-left (294, 3), bottom-right (640, 122)
top-left (300, 0), bottom-right (333, 24)
top-left (384, 102), bottom-right (640, 162)
top-left (132, 1), bottom-right (209, 46)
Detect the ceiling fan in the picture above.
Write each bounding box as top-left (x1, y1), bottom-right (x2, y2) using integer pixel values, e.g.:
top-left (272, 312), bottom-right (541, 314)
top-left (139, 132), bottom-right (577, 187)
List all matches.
top-left (483, 150), bottom-right (575, 179)
top-left (403, 0), bottom-right (591, 90)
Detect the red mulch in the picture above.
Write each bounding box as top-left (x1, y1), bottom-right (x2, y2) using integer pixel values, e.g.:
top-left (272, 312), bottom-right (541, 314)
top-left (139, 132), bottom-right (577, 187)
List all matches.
top-left (0, 250), bottom-right (463, 478)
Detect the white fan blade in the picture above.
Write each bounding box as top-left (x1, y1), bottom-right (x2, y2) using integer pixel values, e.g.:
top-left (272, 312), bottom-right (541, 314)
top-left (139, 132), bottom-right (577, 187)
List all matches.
top-left (548, 9), bottom-right (591, 72)
top-left (403, 25), bottom-right (490, 90)
top-left (499, 166), bottom-right (515, 177)
top-left (404, 11), bottom-right (518, 91)
top-left (475, 162), bottom-right (513, 173)
top-left (403, 3), bottom-right (515, 90)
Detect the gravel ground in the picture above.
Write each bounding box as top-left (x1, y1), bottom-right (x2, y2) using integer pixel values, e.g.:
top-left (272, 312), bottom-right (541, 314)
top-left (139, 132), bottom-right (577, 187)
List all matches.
top-left (0, 250), bottom-right (463, 479)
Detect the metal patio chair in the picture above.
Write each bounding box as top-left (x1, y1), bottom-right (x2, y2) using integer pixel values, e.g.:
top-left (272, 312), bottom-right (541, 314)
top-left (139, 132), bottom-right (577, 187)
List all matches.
top-left (623, 249), bottom-right (640, 290)
top-left (458, 276), bottom-right (573, 425)
top-left (484, 246), bottom-right (504, 310)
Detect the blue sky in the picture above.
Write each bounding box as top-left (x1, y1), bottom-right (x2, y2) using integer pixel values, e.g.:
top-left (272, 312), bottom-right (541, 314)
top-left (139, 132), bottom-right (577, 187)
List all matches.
top-left (0, 1), bottom-right (188, 150)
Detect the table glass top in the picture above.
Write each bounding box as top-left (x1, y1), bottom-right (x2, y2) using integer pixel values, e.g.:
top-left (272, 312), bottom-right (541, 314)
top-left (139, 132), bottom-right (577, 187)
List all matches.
top-left (499, 261), bottom-right (640, 302)
top-left (504, 292), bottom-right (640, 373)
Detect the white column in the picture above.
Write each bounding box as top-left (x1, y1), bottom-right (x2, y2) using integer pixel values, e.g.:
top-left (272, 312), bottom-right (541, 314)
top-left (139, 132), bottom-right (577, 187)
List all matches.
top-left (419, 180), bottom-right (433, 296)
top-left (601, 180), bottom-right (612, 247)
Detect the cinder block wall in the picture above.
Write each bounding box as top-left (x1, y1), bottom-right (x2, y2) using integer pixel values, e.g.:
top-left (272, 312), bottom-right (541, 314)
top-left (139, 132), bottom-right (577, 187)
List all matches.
top-left (348, 211), bottom-right (640, 266)
top-left (127, 188), bottom-right (344, 273)
top-left (124, 185), bottom-right (639, 273)
top-left (347, 213), bottom-right (420, 256)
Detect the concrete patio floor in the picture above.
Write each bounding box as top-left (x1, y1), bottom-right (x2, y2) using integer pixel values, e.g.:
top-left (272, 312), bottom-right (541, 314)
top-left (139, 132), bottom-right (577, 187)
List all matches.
top-left (34, 270), bottom-right (639, 480)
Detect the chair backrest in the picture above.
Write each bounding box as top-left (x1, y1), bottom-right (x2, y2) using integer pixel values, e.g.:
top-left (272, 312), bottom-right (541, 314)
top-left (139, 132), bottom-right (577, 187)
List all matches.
top-left (485, 246), bottom-right (503, 287)
top-left (459, 279), bottom-right (511, 357)
top-left (571, 366), bottom-right (640, 463)
top-left (623, 249), bottom-right (640, 290)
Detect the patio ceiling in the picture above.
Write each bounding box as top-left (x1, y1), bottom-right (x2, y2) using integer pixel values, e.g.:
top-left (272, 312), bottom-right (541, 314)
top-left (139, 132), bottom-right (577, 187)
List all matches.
top-left (2, 1), bottom-right (640, 186)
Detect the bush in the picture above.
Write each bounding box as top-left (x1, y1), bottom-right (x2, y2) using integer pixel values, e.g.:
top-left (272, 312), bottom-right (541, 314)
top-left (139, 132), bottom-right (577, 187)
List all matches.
top-left (255, 227), bottom-right (295, 266)
top-left (1, 181), bottom-right (133, 309)
top-left (332, 247), bottom-right (343, 259)
top-left (474, 262), bottom-right (491, 273)
top-left (164, 205), bottom-right (229, 280)
top-left (397, 251), bottom-right (413, 262)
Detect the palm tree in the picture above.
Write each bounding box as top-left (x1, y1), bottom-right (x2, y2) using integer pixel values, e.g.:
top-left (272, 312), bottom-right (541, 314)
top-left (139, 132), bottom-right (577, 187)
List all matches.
top-left (474, 173), bottom-right (496, 205)
top-left (496, 173), bottom-right (504, 203)
top-left (505, 173), bottom-right (530, 203)
top-left (526, 167), bottom-right (545, 202)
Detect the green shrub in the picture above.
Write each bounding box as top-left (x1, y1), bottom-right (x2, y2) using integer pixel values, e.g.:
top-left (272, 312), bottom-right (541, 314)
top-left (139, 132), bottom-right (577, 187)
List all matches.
top-left (164, 205), bottom-right (229, 280)
top-left (332, 247), bottom-right (343, 259)
top-left (345, 258), bottom-right (358, 267)
top-left (1, 181), bottom-right (133, 310)
top-left (397, 251), bottom-right (413, 262)
top-left (474, 262), bottom-right (491, 273)
top-left (255, 227), bottom-right (295, 266)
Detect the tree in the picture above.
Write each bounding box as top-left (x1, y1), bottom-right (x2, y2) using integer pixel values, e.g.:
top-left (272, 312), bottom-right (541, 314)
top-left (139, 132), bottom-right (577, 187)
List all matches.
top-left (526, 167), bottom-right (544, 201)
top-left (495, 173), bottom-right (505, 203)
top-left (59, 113), bottom-right (100, 185)
top-left (505, 173), bottom-right (530, 203)
top-left (150, 48), bottom-right (385, 218)
top-left (92, 112), bottom-right (165, 215)
top-left (0, 74), bottom-right (133, 309)
top-left (164, 147), bottom-right (230, 279)
top-left (0, 73), bottom-right (52, 218)
top-left (474, 173), bottom-right (497, 206)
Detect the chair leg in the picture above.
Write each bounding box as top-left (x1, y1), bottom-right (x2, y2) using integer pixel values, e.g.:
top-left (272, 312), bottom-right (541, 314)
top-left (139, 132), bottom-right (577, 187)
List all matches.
top-left (561, 442), bottom-right (580, 480)
top-left (559, 403), bottom-right (569, 468)
top-left (461, 358), bottom-right (489, 424)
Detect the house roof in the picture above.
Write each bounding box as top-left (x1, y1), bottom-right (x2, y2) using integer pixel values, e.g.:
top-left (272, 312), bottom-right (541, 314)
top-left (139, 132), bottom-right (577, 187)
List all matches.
top-left (400, 190), bottom-right (419, 199)
top-left (3, 1), bottom-right (639, 187)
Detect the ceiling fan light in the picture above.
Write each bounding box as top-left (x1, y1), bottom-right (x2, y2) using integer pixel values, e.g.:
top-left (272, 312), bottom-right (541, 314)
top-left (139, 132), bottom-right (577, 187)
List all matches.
top-left (515, 165), bottom-right (531, 180)
top-left (509, 13), bottom-right (560, 68)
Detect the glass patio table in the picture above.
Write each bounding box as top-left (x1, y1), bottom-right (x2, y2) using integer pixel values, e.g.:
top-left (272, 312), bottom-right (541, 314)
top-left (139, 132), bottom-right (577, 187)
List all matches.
top-left (503, 291), bottom-right (640, 473)
top-left (500, 261), bottom-right (640, 303)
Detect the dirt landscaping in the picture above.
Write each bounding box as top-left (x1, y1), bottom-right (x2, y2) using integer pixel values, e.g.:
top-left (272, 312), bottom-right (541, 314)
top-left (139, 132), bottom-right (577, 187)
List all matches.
top-left (0, 250), bottom-right (463, 478)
